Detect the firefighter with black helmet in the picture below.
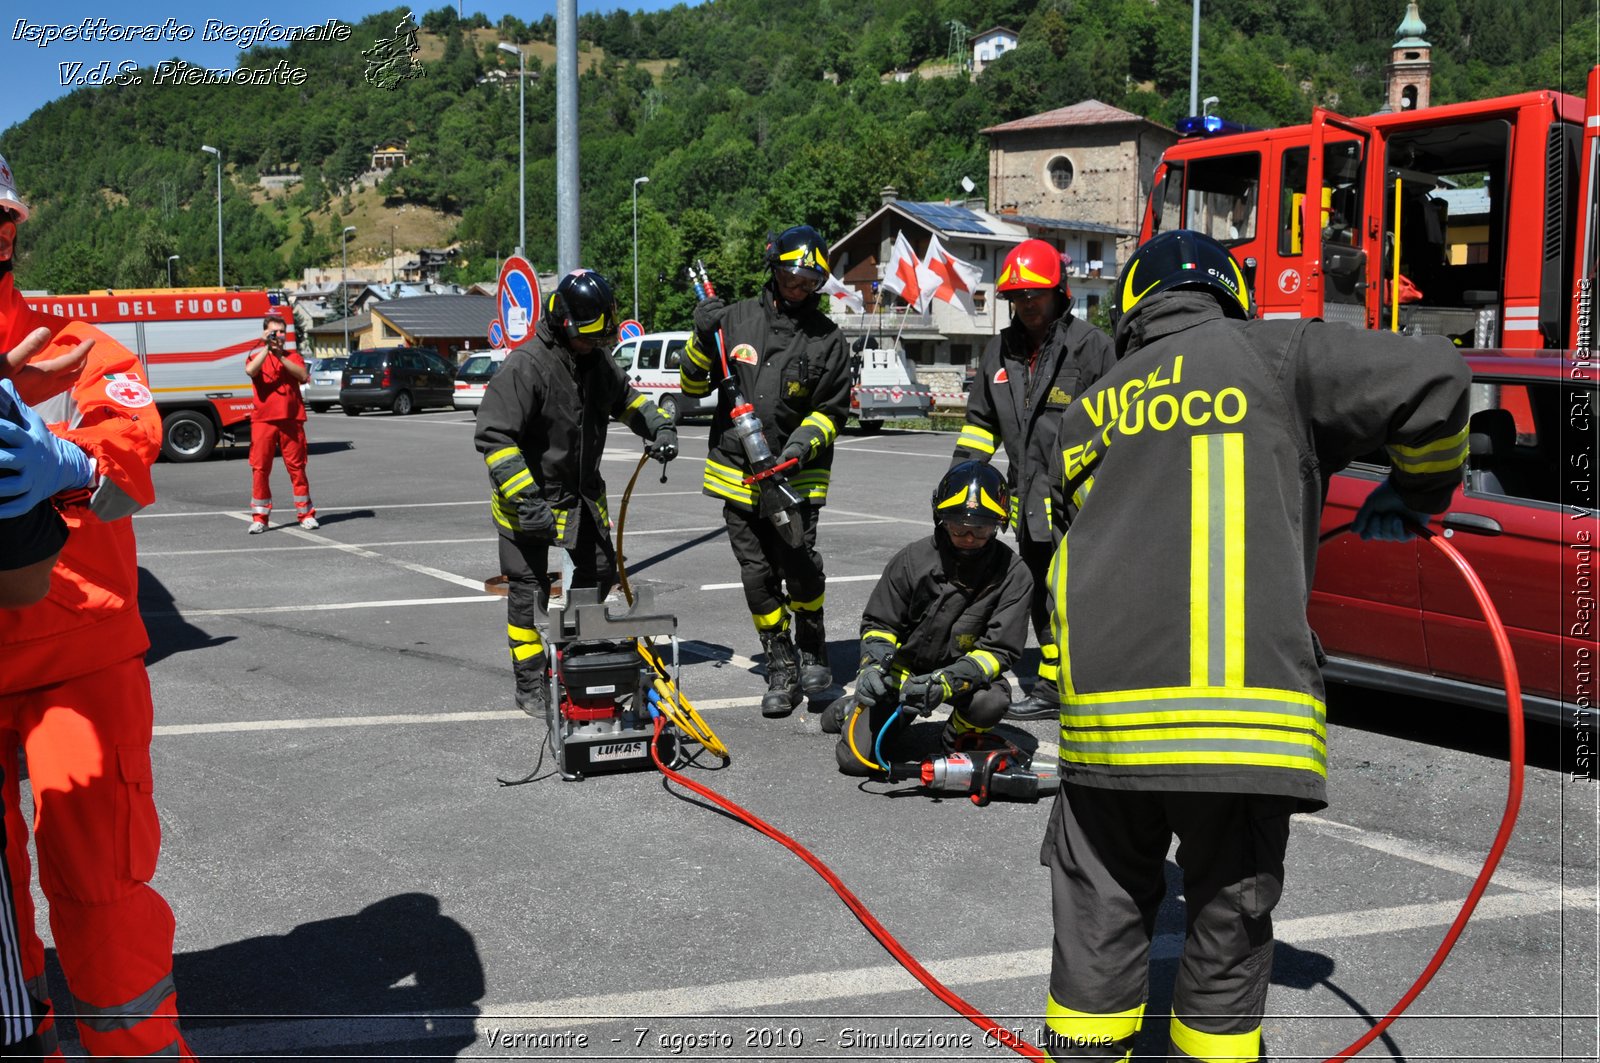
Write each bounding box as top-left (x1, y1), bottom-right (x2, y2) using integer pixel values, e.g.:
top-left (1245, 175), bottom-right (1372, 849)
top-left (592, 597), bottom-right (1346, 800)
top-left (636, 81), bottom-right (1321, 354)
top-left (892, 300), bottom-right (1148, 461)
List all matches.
top-left (1038, 230), bottom-right (1469, 1061)
top-left (680, 224), bottom-right (852, 718)
top-left (474, 268), bottom-right (678, 719)
top-left (821, 461), bottom-right (1032, 776)
top-left (950, 237), bottom-right (1115, 721)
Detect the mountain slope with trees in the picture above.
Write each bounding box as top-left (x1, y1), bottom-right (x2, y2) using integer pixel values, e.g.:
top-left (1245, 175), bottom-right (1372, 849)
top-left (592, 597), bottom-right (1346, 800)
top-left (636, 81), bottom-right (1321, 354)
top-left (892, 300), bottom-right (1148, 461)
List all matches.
top-left (4, 0), bottom-right (1590, 328)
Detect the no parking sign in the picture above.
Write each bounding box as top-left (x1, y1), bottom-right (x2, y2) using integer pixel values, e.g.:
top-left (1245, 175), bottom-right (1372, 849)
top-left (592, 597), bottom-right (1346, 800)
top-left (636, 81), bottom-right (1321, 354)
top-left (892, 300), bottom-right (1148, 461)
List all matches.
top-left (617, 319), bottom-right (644, 342)
top-left (497, 255), bottom-right (540, 346)
top-left (487, 321), bottom-right (506, 349)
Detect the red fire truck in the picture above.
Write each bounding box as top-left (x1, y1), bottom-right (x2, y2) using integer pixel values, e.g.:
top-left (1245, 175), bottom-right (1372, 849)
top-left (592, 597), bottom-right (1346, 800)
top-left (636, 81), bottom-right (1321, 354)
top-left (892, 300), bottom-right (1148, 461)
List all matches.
top-left (22, 287), bottom-right (294, 462)
top-left (1139, 67), bottom-right (1599, 355)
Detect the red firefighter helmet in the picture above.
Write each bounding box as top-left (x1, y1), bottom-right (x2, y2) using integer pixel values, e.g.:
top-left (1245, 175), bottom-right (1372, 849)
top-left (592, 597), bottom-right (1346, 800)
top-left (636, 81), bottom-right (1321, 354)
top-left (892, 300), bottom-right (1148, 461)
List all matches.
top-left (996, 239), bottom-right (1071, 301)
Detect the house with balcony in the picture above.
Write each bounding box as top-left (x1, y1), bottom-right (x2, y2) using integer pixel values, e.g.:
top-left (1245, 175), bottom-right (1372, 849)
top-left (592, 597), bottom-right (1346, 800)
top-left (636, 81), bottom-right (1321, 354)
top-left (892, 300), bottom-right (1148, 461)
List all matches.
top-left (826, 187), bottom-right (1132, 374)
top-left (971, 27), bottom-right (1019, 75)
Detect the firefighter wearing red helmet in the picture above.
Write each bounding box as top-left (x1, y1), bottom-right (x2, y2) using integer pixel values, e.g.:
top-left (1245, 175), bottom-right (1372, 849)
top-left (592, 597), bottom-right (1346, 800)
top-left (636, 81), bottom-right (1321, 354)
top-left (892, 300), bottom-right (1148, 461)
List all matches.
top-left (1038, 230), bottom-right (1468, 1060)
top-left (950, 237), bottom-right (1115, 720)
top-left (0, 150), bottom-right (199, 1058)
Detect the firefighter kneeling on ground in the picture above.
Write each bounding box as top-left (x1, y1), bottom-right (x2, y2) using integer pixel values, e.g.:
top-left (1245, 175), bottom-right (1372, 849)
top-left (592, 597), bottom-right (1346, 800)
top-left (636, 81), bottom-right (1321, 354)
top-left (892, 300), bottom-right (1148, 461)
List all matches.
top-left (473, 269), bottom-right (677, 719)
top-left (821, 461), bottom-right (1032, 775)
top-left (1038, 230), bottom-right (1469, 1062)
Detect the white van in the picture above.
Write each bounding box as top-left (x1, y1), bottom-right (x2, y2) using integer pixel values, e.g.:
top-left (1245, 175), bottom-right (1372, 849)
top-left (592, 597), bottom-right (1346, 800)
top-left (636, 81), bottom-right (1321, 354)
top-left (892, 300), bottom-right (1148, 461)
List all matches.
top-left (610, 331), bottom-right (716, 423)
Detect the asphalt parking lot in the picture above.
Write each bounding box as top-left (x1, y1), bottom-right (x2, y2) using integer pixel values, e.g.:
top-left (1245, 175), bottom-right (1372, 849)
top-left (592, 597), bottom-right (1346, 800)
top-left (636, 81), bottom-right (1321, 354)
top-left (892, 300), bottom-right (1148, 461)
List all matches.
top-left (44, 407), bottom-right (1597, 1060)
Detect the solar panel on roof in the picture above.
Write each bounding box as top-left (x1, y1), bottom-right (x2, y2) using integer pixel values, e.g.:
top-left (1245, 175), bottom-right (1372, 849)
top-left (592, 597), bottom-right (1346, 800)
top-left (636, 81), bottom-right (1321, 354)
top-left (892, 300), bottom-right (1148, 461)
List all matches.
top-left (901, 202), bottom-right (993, 234)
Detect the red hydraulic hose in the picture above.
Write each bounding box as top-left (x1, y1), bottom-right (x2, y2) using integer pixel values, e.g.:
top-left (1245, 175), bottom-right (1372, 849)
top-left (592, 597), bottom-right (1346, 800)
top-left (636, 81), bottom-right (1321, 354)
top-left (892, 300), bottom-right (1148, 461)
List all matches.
top-left (1316, 522), bottom-right (1524, 1061)
top-left (647, 715), bottom-right (1051, 1060)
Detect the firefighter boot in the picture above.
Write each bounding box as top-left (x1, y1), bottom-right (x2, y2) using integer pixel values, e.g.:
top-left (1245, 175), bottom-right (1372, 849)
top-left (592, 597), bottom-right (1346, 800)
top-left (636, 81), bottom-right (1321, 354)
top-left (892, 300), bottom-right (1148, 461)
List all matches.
top-left (513, 653), bottom-right (552, 721)
top-left (792, 611), bottom-right (833, 696)
top-left (1007, 677), bottom-right (1060, 721)
top-left (759, 630), bottom-right (803, 718)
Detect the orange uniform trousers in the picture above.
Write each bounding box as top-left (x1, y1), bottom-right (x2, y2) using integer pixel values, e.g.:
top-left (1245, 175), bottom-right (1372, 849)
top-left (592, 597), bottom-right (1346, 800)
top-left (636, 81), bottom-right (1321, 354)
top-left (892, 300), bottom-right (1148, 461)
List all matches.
top-left (0, 656), bottom-right (192, 1058)
top-left (248, 419), bottom-right (314, 523)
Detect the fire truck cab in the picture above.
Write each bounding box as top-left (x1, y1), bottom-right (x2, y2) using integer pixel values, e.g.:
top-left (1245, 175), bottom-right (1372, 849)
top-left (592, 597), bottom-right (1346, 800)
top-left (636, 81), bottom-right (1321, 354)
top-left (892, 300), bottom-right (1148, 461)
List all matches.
top-left (1141, 66), bottom-right (1600, 354)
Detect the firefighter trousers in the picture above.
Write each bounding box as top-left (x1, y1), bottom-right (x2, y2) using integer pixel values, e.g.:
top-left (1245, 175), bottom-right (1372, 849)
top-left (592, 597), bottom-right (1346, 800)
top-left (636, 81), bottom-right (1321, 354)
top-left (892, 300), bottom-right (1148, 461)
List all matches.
top-left (0, 656), bottom-right (193, 1059)
top-left (1018, 536), bottom-right (1060, 694)
top-left (248, 420), bottom-right (315, 523)
top-left (499, 504), bottom-right (617, 628)
top-left (833, 676), bottom-right (1011, 776)
top-left (1038, 782), bottom-right (1293, 1063)
top-left (721, 503), bottom-right (823, 633)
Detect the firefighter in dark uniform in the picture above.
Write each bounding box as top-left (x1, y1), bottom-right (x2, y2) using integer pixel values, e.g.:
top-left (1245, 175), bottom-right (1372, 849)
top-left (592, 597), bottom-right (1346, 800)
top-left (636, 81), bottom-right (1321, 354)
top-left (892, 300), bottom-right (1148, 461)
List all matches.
top-left (821, 461), bottom-right (1032, 775)
top-left (680, 225), bottom-right (852, 718)
top-left (950, 239), bottom-right (1115, 720)
top-left (474, 269), bottom-right (677, 719)
top-left (1039, 230), bottom-right (1469, 1062)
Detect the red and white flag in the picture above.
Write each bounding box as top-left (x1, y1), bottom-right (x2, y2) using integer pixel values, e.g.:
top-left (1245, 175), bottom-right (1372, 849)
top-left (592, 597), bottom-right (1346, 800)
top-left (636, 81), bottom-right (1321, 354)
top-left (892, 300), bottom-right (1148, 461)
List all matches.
top-left (916, 235), bottom-right (984, 316)
top-left (821, 274), bottom-right (865, 313)
top-left (880, 231), bottom-right (927, 312)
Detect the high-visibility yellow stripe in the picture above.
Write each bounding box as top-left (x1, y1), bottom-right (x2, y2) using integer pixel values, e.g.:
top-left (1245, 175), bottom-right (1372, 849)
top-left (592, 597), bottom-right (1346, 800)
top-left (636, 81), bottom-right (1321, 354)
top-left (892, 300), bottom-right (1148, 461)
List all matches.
top-left (790, 593), bottom-right (825, 612)
top-left (1190, 435), bottom-right (1210, 687)
top-left (967, 649), bottom-right (1001, 678)
top-left (703, 461), bottom-right (758, 506)
top-left (1049, 538), bottom-right (1073, 696)
top-left (1058, 747), bottom-right (1326, 771)
top-left (1389, 424), bottom-right (1469, 458)
top-left (1223, 433), bottom-right (1245, 686)
top-left (486, 446), bottom-right (521, 468)
top-left (1062, 724), bottom-right (1325, 751)
top-left (1386, 448), bottom-right (1468, 474)
top-left (947, 710), bottom-right (981, 735)
top-left (508, 624), bottom-right (541, 642)
top-left (1038, 660), bottom-right (1059, 683)
top-left (789, 469), bottom-right (830, 501)
top-left (1168, 1015), bottom-right (1261, 1063)
top-left (511, 643), bottom-right (545, 661)
top-left (1045, 996), bottom-right (1144, 1044)
top-left (862, 629), bottom-right (901, 647)
top-left (1066, 707), bottom-right (1325, 731)
top-left (684, 336), bottom-right (712, 369)
top-left (752, 607), bottom-right (787, 631)
top-left (1064, 684), bottom-right (1325, 712)
top-left (625, 393), bottom-right (651, 414)
top-left (1071, 474), bottom-right (1094, 508)
top-left (1041, 642), bottom-right (1059, 661)
top-left (957, 426), bottom-right (997, 454)
top-left (500, 469), bottom-right (534, 499)
top-left (801, 412), bottom-right (837, 444)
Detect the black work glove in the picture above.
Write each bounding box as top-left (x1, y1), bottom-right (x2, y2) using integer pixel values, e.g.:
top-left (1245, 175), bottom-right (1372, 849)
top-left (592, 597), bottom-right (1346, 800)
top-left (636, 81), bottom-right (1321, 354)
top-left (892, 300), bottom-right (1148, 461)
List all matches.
top-left (854, 663), bottom-right (894, 709)
top-left (778, 440), bottom-right (808, 466)
top-left (692, 296), bottom-right (726, 335)
top-left (515, 495), bottom-right (557, 540)
top-left (647, 426), bottom-right (678, 462)
top-left (900, 656), bottom-right (986, 716)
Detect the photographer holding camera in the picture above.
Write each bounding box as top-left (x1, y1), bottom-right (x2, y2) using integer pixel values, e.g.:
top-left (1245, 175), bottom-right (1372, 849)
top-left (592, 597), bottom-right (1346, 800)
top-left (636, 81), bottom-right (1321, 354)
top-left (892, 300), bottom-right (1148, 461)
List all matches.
top-left (244, 312), bottom-right (317, 533)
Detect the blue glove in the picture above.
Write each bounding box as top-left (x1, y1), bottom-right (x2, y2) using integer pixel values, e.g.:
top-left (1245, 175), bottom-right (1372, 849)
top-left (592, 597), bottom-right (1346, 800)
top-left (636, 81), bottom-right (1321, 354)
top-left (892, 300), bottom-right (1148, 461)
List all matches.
top-left (0, 379), bottom-right (94, 518)
top-left (1352, 480), bottom-right (1429, 542)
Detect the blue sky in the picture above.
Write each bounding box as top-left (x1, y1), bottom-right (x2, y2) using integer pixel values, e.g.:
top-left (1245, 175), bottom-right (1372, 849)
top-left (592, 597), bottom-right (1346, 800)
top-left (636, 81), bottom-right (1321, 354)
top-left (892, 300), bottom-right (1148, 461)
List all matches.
top-left (1, 0), bottom-right (696, 133)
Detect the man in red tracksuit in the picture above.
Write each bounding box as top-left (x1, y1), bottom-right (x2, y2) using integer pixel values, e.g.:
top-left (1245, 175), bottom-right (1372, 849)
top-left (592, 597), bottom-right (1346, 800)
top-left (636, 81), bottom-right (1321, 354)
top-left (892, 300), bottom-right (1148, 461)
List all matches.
top-left (245, 313), bottom-right (317, 532)
top-left (0, 151), bottom-right (196, 1059)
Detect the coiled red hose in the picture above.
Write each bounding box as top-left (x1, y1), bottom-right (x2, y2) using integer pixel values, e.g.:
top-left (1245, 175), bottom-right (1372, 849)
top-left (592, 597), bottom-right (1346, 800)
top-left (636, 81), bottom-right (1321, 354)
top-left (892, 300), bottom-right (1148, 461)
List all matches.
top-left (644, 522), bottom-right (1523, 1061)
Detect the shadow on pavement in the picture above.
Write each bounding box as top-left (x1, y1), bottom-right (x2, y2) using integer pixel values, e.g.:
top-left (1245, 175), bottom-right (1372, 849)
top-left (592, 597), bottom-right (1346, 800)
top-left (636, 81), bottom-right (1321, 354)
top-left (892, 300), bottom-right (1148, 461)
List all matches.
top-left (139, 568), bottom-right (236, 666)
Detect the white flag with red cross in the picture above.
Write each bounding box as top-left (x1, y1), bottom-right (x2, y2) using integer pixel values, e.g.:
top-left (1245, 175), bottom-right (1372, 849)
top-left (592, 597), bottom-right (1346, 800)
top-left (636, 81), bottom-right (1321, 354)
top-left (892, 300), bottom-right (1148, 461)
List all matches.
top-left (879, 231), bottom-right (927, 312)
top-left (821, 274), bottom-right (865, 313)
top-left (915, 235), bottom-right (984, 316)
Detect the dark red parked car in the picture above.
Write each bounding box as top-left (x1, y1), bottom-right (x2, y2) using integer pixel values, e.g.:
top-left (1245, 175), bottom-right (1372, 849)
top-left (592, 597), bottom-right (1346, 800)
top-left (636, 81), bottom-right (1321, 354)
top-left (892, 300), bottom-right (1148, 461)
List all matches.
top-left (1311, 353), bottom-right (1597, 724)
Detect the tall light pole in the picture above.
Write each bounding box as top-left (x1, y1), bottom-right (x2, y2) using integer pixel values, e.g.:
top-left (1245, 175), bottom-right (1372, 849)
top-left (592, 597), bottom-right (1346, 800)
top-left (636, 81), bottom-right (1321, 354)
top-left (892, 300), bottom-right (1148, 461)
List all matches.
top-left (341, 226), bottom-right (357, 353)
top-left (556, 0), bottom-right (579, 273)
top-left (632, 176), bottom-right (650, 322)
top-left (496, 42), bottom-right (526, 257)
top-left (166, 255), bottom-right (180, 287)
top-left (200, 144), bottom-right (223, 285)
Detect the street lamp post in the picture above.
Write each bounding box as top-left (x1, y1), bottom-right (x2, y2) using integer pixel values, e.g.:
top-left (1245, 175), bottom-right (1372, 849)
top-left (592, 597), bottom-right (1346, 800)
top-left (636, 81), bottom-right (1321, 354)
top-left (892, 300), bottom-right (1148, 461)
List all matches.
top-left (341, 226), bottom-right (357, 353)
top-left (166, 255), bottom-right (180, 287)
top-left (496, 42), bottom-right (526, 257)
top-left (632, 175), bottom-right (650, 323)
top-left (199, 145), bottom-right (223, 285)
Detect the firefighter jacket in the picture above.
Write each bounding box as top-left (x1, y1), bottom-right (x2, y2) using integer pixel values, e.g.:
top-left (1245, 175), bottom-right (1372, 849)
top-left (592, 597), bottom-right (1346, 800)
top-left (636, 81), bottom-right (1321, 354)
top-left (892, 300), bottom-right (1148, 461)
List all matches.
top-left (1049, 292), bottom-right (1470, 809)
top-left (858, 531), bottom-right (1031, 685)
top-left (475, 318), bottom-right (671, 544)
top-left (680, 284), bottom-right (851, 511)
top-left (0, 275), bottom-right (161, 694)
top-left (951, 313), bottom-right (1115, 542)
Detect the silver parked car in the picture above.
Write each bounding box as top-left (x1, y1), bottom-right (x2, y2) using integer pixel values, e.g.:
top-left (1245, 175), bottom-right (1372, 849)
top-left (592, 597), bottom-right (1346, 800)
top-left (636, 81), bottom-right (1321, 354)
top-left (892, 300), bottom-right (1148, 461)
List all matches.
top-left (303, 357), bottom-right (347, 413)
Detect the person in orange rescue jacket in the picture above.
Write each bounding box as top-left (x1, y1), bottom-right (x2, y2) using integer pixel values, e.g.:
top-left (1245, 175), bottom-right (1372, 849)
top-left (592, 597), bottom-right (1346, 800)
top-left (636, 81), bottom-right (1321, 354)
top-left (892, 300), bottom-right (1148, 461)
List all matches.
top-left (0, 150), bottom-right (198, 1060)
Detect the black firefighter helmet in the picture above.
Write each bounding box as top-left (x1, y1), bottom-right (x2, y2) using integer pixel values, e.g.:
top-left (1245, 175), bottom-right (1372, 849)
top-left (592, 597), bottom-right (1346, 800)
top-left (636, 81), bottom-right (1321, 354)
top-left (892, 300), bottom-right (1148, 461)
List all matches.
top-left (1109, 229), bottom-right (1254, 326)
top-left (545, 268), bottom-right (619, 345)
top-left (932, 461), bottom-right (1010, 535)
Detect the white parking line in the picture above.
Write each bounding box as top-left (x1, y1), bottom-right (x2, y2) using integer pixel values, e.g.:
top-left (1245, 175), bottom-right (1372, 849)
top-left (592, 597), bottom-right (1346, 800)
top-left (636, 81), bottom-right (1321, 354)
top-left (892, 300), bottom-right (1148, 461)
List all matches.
top-left (143, 595), bottom-right (499, 618)
top-left (225, 514), bottom-right (490, 592)
top-left (135, 500), bottom-right (488, 519)
top-left (153, 698), bottom-right (769, 736)
top-left (700, 573), bottom-right (882, 591)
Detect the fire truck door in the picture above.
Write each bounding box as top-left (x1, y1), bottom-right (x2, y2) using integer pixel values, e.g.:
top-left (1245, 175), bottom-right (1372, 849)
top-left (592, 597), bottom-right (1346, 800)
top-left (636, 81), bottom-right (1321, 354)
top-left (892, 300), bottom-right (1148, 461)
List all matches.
top-left (1305, 110), bottom-right (1376, 328)
top-left (1576, 66), bottom-right (1600, 352)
